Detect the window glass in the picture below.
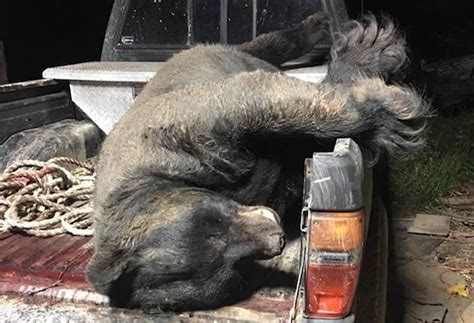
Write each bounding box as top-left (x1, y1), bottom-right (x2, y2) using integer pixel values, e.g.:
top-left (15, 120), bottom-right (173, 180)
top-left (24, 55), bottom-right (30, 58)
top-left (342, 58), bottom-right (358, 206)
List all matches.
top-left (121, 0), bottom-right (189, 46)
top-left (227, 0), bottom-right (253, 44)
top-left (193, 0), bottom-right (221, 43)
top-left (119, 0), bottom-right (329, 48)
top-left (256, 0), bottom-right (330, 45)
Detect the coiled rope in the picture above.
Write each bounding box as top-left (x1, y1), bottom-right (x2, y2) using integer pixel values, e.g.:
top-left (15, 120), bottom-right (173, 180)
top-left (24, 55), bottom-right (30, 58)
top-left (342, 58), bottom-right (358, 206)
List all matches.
top-left (0, 157), bottom-right (95, 237)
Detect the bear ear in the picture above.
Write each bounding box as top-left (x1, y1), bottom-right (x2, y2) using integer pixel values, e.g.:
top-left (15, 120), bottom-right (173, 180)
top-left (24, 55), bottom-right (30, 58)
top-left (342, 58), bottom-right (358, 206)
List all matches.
top-left (86, 249), bottom-right (129, 293)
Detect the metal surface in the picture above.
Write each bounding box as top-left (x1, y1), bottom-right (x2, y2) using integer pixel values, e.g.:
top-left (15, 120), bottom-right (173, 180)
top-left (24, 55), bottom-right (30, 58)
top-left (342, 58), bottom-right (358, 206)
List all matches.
top-left (0, 80), bottom-right (75, 144)
top-left (0, 119), bottom-right (102, 171)
top-left (0, 79), bottom-right (63, 103)
top-left (0, 230), bottom-right (293, 321)
top-left (0, 233), bottom-right (107, 304)
top-left (43, 62), bottom-right (164, 133)
top-left (303, 138), bottom-right (364, 211)
top-left (43, 61), bottom-right (163, 83)
top-left (69, 81), bottom-right (137, 134)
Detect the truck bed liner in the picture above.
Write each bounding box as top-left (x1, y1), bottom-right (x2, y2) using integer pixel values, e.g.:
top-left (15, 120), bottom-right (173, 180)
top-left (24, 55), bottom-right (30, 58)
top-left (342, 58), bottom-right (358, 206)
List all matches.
top-left (0, 232), bottom-right (292, 321)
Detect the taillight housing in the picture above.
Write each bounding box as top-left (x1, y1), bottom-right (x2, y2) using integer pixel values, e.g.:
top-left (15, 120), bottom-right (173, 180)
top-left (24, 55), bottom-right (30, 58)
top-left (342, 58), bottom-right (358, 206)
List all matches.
top-left (304, 210), bottom-right (364, 318)
top-left (300, 138), bottom-right (366, 320)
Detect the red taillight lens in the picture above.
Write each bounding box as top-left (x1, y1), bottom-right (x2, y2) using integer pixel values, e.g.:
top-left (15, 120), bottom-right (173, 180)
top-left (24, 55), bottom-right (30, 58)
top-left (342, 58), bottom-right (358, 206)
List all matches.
top-left (304, 210), bottom-right (364, 319)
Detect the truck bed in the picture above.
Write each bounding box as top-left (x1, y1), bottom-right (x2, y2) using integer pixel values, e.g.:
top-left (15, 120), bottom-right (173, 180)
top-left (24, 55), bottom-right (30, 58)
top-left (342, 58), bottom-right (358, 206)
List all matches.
top-left (0, 232), bottom-right (293, 321)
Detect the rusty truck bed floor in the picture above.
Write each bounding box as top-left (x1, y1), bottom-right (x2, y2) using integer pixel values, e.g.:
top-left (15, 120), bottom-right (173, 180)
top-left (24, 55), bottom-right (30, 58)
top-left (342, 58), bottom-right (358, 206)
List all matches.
top-left (0, 233), bottom-right (293, 321)
top-left (0, 233), bottom-right (102, 303)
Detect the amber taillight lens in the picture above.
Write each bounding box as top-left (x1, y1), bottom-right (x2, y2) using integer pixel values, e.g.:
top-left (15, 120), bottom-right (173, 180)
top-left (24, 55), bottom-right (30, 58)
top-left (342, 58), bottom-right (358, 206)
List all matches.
top-left (304, 210), bottom-right (364, 319)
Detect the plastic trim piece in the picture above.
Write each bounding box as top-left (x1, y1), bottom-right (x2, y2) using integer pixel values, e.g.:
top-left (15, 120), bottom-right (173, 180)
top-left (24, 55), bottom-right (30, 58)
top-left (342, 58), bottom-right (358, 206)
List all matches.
top-left (302, 314), bottom-right (355, 323)
top-left (303, 138), bottom-right (364, 211)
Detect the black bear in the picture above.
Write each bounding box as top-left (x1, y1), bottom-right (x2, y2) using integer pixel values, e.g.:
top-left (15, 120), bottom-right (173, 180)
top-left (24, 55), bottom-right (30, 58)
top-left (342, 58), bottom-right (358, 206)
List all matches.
top-left (86, 14), bottom-right (428, 312)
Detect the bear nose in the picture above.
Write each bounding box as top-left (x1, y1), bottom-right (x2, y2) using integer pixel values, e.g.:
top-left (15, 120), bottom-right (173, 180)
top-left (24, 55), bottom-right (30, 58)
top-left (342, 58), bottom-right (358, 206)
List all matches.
top-left (279, 235), bottom-right (286, 250)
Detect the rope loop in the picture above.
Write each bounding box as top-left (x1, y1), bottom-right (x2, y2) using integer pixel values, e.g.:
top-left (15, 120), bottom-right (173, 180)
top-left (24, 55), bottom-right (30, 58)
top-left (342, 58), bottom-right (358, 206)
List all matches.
top-left (0, 157), bottom-right (95, 237)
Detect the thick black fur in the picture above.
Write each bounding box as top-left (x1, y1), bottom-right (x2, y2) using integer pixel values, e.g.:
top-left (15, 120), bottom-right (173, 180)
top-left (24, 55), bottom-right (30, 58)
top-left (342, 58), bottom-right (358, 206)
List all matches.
top-left (87, 14), bottom-right (429, 313)
top-left (325, 14), bottom-right (408, 84)
top-left (240, 12), bottom-right (330, 66)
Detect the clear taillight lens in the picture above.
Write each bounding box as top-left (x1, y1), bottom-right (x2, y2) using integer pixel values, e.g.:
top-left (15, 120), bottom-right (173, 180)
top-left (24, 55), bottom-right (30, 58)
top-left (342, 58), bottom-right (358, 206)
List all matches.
top-left (304, 210), bottom-right (364, 319)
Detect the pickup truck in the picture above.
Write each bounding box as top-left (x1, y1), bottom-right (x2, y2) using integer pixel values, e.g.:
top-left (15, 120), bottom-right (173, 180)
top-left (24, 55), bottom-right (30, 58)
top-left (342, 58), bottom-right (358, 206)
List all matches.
top-left (0, 1), bottom-right (388, 322)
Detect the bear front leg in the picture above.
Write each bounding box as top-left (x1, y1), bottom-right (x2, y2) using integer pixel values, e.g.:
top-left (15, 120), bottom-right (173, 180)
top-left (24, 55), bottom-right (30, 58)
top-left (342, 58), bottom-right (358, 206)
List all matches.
top-left (240, 12), bottom-right (330, 66)
top-left (148, 71), bottom-right (428, 178)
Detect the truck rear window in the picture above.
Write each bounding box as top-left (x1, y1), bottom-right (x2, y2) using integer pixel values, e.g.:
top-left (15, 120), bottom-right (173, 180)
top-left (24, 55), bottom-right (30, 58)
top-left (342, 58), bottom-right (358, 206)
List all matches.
top-left (118, 0), bottom-right (330, 48)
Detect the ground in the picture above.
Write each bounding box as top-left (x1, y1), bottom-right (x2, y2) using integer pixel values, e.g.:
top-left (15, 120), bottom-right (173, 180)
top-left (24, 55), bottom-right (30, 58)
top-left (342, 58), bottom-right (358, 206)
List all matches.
top-left (388, 113), bottom-right (473, 323)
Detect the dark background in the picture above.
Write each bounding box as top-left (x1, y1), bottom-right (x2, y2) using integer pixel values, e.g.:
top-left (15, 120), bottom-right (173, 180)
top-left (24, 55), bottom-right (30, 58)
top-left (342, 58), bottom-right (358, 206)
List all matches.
top-left (0, 0), bottom-right (114, 82)
top-left (346, 0), bottom-right (474, 61)
top-left (0, 0), bottom-right (473, 83)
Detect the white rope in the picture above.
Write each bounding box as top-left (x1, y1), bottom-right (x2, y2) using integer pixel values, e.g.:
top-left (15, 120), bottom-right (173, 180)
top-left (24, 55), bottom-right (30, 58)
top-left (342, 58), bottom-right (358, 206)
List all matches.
top-left (0, 157), bottom-right (95, 237)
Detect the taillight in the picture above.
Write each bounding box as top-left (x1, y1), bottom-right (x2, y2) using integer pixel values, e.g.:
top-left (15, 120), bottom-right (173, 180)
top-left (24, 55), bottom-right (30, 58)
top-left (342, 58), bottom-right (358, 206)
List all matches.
top-left (304, 210), bottom-right (364, 319)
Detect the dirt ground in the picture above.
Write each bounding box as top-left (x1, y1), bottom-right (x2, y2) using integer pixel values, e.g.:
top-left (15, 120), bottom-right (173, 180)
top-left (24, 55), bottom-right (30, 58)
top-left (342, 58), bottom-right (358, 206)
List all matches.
top-left (388, 182), bottom-right (474, 323)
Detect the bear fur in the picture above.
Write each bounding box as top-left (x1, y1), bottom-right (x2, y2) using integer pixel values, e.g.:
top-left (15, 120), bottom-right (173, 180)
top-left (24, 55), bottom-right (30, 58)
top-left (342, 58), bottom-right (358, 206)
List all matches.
top-left (86, 14), bottom-right (429, 312)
